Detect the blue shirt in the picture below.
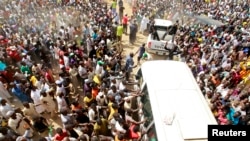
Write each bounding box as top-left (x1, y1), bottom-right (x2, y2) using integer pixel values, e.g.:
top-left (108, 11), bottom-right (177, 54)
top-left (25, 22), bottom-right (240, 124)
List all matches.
top-left (92, 33), bottom-right (98, 40)
top-left (139, 46), bottom-right (145, 57)
top-left (125, 56), bottom-right (134, 72)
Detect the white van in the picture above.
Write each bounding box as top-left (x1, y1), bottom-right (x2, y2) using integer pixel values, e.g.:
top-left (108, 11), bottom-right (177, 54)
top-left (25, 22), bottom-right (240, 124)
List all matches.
top-left (146, 19), bottom-right (176, 55)
top-left (135, 60), bottom-right (217, 141)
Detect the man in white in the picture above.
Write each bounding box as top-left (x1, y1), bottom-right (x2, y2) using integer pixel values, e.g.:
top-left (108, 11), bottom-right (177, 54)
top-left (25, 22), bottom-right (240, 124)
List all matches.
top-left (30, 86), bottom-right (46, 114)
top-left (78, 62), bottom-right (88, 85)
top-left (0, 99), bottom-right (15, 119)
top-left (95, 61), bottom-right (104, 77)
top-left (88, 103), bottom-right (97, 123)
top-left (140, 15), bottom-right (149, 34)
top-left (63, 53), bottom-right (70, 69)
top-left (56, 93), bottom-right (68, 113)
top-left (55, 80), bottom-right (66, 96)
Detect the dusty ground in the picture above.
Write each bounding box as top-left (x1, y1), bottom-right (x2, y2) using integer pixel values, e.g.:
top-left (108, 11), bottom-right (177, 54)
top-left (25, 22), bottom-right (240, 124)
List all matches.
top-left (109, 0), bottom-right (165, 74)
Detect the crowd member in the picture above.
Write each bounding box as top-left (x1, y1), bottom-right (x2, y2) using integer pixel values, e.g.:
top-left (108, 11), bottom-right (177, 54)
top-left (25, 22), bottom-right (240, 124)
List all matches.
top-left (0, 0), bottom-right (147, 140)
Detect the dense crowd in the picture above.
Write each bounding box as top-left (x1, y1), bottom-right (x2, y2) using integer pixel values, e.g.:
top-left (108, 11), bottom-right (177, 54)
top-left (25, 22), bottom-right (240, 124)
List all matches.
top-left (134, 0), bottom-right (250, 126)
top-left (177, 0), bottom-right (250, 126)
top-left (0, 0), bottom-right (142, 141)
top-left (0, 0), bottom-right (249, 140)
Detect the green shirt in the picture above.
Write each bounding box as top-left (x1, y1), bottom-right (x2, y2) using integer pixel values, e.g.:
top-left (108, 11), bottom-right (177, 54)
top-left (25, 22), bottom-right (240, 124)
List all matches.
top-left (117, 25), bottom-right (123, 36)
top-left (21, 65), bottom-right (31, 74)
top-left (111, 1), bottom-right (117, 9)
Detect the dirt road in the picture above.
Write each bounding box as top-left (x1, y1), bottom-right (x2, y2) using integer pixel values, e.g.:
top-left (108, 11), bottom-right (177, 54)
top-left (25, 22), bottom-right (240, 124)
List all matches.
top-left (106, 0), bottom-right (166, 73)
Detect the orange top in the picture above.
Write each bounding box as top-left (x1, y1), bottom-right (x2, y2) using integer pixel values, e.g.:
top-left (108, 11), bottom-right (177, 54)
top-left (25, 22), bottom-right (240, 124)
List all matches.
top-left (71, 105), bottom-right (82, 112)
top-left (92, 88), bottom-right (99, 99)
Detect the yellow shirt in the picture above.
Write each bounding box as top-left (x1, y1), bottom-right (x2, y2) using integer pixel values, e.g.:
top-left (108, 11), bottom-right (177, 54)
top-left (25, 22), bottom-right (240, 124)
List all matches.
top-left (83, 96), bottom-right (93, 107)
top-left (112, 1), bottom-right (117, 9)
top-left (117, 25), bottom-right (123, 36)
top-left (197, 38), bottom-right (202, 43)
top-left (94, 118), bottom-right (109, 135)
top-left (93, 75), bottom-right (101, 85)
top-left (30, 76), bottom-right (37, 86)
top-left (115, 135), bottom-right (125, 141)
top-left (108, 105), bottom-right (118, 121)
top-left (108, 102), bottom-right (113, 111)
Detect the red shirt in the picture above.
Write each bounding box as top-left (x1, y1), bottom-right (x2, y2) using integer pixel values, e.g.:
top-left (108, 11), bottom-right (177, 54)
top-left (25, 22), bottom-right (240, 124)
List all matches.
top-left (129, 124), bottom-right (140, 139)
top-left (54, 130), bottom-right (68, 141)
top-left (122, 16), bottom-right (128, 25)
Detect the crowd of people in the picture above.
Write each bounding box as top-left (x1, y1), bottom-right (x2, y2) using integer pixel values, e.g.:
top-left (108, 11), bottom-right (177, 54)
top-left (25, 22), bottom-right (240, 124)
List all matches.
top-left (134, 0), bottom-right (250, 126)
top-left (0, 0), bottom-right (249, 140)
top-left (177, 0), bottom-right (250, 126)
top-left (0, 0), bottom-right (144, 141)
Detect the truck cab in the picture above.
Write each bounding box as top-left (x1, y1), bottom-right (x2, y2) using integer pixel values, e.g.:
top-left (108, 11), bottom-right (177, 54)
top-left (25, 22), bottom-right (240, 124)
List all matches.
top-left (146, 19), bottom-right (176, 55)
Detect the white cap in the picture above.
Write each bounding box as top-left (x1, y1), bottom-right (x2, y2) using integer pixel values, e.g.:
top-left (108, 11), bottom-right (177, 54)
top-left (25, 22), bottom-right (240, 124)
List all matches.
top-left (99, 92), bottom-right (104, 96)
top-left (21, 52), bottom-right (27, 56)
top-left (55, 80), bottom-right (62, 85)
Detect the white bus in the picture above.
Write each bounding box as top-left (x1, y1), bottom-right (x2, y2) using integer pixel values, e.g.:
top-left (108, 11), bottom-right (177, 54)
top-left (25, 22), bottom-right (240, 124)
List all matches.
top-left (135, 60), bottom-right (217, 141)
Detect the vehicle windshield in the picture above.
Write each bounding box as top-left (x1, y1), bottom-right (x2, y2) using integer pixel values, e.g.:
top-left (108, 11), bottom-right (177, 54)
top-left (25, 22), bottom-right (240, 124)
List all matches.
top-left (154, 26), bottom-right (173, 41)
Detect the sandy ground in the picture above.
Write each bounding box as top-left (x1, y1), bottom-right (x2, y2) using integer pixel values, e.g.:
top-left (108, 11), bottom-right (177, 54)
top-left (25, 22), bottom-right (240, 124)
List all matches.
top-left (107, 0), bottom-right (166, 73)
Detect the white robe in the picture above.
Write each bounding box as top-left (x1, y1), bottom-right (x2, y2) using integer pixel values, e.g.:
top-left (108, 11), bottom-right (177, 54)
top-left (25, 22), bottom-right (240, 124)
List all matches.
top-left (8, 113), bottom-right (33, 135)
top-left (63, 55), bottom-right (69, 68)
top-left (30, 89), bottom-right (46, 114)
top-left (40, 95), bottom-right (56, 113)
top-left (56, 96), bottom-right (68, 112)
top-left (140, 16), bottom-right (149, 32)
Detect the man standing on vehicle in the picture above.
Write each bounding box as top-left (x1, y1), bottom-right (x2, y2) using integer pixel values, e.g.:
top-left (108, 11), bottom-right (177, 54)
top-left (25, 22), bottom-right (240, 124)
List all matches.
top-left (164, 43), bottom-right (181, 60)
top-left (162, 20), bottom-right (179, 42)
top-left (170, 20), bottom-right (179, 42)
top-left (149, 20), bottom-right (160, 41)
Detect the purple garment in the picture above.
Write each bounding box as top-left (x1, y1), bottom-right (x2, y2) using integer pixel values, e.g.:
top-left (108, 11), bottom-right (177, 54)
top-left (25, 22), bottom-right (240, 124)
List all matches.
top-left (84, 84), bottom-right (91, 94)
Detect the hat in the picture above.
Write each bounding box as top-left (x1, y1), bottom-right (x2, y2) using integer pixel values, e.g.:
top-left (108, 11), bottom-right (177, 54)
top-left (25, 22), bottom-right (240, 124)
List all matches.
top-left (9, 46), bottom-right (16, 50)
top-left (6, 111), bottom-right (14, 118)
top-left (97, 61), bottom-right (104, 65)
top-left (85, 79), bottom-right (93, 84)
top-left (99, 92), bottom-right (104, 96)
top-left (21, 52), bottom-right (27, 56)
top-left (67, 44), bottom-right (72, 47)
top-left (69, 52), bottom-right (74, 56)
top-left (55, 80), bottom-right (62, 85)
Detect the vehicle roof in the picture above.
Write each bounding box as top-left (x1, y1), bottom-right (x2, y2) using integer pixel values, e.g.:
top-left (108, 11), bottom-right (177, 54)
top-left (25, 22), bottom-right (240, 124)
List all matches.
top-left (140, 60), bottom-right (217, 141)
top-left (154, 19), bottom-right (173, 27)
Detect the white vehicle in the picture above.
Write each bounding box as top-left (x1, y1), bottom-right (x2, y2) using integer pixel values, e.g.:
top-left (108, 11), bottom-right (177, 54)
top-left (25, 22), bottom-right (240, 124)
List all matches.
top-left (146, 19), bottom-right (176, 55)
top-left (135, 60), bottom-right (217, 141)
